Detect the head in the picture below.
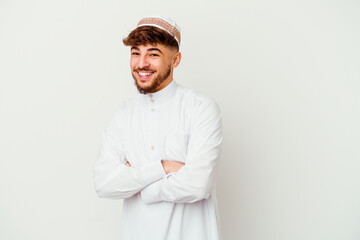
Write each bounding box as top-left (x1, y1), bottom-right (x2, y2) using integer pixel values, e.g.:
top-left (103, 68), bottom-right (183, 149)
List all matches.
top-left (122, 17), bottom-right (182, 94)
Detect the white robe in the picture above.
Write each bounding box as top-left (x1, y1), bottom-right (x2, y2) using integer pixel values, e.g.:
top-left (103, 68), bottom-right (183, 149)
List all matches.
top-left (94, 81), bottom-right (222, 240)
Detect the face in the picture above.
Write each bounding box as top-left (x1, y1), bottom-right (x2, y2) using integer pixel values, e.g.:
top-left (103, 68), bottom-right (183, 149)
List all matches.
top-left (130, 44), bottom-right (181, 94)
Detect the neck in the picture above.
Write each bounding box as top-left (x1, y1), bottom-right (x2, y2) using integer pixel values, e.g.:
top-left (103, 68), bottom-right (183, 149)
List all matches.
top-left (155, 77), bottom-right (173, 92)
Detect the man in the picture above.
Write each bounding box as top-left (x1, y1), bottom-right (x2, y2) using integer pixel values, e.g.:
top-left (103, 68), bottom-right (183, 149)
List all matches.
top-left (94, 16), bottom-right (222, 240)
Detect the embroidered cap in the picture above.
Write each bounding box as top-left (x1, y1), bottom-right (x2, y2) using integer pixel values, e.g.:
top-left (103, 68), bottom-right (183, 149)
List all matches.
top-left (136, 16), bottom-right (181, 46)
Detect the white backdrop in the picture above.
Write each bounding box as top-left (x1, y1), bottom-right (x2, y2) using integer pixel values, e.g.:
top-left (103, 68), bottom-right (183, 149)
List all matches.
top-left (1, 0), bottom-right (359, 239)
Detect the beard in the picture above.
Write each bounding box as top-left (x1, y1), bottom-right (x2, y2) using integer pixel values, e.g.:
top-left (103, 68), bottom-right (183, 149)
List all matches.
top-left (132, 64), bottom-right (172, 94)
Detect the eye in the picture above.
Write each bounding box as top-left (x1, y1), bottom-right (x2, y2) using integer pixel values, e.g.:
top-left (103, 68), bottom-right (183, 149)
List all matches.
top-left (150, 54), bottom-right (159, 57)
top-left (131, 52), bottom-right (140, 55)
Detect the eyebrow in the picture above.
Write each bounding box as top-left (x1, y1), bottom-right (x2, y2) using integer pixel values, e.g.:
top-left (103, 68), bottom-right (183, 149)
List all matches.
top-left (147, 48), bottom-right (163, 54)
top-left (130, 47), bottom-right (163, 54)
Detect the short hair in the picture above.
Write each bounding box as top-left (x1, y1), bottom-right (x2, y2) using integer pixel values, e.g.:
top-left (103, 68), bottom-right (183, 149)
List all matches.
top-left (123, 26), bottom-right (179, 51)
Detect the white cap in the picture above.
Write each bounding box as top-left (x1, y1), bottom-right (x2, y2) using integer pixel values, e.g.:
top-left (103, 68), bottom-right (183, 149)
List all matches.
top-left (136, 15), bottom-right (181, 46)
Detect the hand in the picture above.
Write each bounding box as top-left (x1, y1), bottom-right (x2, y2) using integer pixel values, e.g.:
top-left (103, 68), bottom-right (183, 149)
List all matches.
top-left (125, 161), bottom-right (131, 167)
top-left (161, 161), bottom-right (185, 174)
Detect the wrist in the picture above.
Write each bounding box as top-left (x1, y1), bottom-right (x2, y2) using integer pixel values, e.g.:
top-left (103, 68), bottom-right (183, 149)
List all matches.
top-left (161, 160), bottom-right (169, 174)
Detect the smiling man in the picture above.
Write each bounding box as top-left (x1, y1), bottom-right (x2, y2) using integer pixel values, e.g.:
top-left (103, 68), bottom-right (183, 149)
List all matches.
top-left (94, 16), bottom-right (222, 240)
top-left (130, 44), bottom-right (179, 94)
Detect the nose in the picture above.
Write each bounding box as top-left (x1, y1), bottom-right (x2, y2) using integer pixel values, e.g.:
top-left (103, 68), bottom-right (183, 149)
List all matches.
top-left (138, 55), bottom-right (149, 69)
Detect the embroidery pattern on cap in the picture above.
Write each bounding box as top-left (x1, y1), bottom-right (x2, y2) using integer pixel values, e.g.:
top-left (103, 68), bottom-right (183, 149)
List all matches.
top-left (138, 17), bottom-right (181, 44)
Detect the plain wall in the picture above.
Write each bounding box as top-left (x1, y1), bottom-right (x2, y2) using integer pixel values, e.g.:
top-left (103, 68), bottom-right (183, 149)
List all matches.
top-left (0, 0), bottom-right (359, 239)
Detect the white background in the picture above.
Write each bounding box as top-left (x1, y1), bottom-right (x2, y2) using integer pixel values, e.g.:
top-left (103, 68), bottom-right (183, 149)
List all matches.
top-left (1, 0), bottom-right (359, 239)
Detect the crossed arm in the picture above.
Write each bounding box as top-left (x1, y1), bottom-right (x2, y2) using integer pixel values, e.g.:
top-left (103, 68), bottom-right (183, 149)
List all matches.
top-left (125, 161), bottom-right (184, 174)
top-left (94, 100), bottom-right (222, 203)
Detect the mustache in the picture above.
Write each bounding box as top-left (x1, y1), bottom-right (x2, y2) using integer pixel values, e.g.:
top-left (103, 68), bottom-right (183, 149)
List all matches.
top-left (134, 68), bottom-right (155, 72)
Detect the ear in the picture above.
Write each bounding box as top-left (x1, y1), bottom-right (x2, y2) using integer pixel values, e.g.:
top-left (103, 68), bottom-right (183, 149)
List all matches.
top-left (172, 52), bottom-right (182, 68)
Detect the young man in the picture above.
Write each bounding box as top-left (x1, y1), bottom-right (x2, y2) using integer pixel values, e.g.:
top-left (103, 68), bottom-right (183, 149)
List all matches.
top-left (94, 16), bottom-right (222, 240)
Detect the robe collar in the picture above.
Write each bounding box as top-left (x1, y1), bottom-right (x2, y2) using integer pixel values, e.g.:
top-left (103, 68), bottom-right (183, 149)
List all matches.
top-left (142, 80), bottom-right (178, 103)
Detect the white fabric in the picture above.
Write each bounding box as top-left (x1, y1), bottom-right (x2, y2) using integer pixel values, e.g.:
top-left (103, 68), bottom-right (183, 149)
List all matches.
top-left (94, 81), bottom-right (222, 240)
top-left (137, 15), bottom-right (181, 45)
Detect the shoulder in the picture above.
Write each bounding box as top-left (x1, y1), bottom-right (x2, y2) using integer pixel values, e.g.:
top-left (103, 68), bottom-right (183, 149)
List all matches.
top-left (176, 84), bottom-right (221, 115)
top-left (113, 95), bottom-right (140, 117)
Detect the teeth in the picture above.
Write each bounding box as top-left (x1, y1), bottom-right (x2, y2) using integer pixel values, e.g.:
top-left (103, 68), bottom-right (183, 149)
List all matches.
top-left (138, 72), bottom-right (152, 77)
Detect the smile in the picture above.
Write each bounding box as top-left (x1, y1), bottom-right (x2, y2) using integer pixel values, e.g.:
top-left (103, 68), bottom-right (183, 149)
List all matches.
top-left (137, 71), bottom-right (154, 80)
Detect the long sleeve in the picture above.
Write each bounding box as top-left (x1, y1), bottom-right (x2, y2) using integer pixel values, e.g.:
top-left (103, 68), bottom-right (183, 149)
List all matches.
top-left (140, 100), bottom-right (222, 204)
top-left (94, 106), bottom-right (166, 199)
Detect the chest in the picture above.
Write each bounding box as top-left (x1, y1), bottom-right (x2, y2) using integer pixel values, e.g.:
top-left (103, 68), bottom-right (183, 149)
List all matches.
top-left (122, 99), bottom-right (193, 164)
